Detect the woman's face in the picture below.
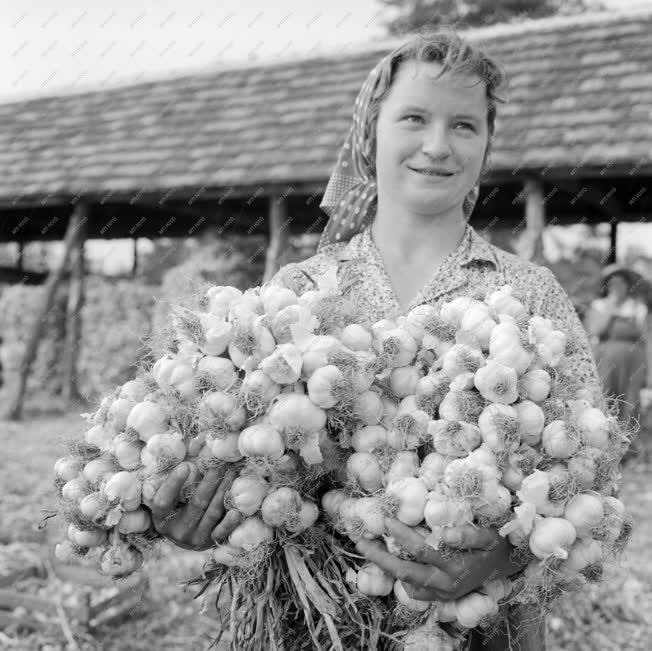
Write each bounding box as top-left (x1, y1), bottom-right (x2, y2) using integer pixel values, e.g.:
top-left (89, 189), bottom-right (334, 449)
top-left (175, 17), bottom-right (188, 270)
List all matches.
top-left (374, 60), bottom-right (489, 218)
top-left (607, 274), bottom-right (628, 300)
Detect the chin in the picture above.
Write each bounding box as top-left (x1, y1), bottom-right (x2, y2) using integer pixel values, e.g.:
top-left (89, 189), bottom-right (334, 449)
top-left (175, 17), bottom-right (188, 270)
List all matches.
top-left (407, 187), bottom-right (463, 206)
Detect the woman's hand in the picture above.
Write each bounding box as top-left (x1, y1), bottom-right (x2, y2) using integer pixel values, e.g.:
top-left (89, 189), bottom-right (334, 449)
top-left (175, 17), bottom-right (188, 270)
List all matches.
top-left (150, 463), bottom-right (241, 551)
top-left (353, 518), bottom-right (525, 602)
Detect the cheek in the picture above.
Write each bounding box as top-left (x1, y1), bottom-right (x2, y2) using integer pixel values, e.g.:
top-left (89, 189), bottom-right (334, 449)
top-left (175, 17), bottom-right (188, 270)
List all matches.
top-left (459, 138), bottom-right (488, 166)
top-left (375, 129), bottom-right (407, 173)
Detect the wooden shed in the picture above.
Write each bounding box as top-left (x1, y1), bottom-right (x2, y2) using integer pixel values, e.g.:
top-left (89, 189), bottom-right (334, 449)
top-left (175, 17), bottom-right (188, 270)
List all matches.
top-left (1, 9), bottom-right (651, 417)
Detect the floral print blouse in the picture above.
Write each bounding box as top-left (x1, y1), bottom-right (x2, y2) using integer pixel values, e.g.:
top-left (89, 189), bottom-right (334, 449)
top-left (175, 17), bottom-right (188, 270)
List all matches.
top-left (271, 222), bottom-right (583, 648)
top-left (271, 222), bottom-right (604, 408)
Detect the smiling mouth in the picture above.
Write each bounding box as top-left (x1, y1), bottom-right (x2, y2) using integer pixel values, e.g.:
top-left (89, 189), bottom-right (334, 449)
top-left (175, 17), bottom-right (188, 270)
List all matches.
top-left (408, 166), bottom-right (456, 177)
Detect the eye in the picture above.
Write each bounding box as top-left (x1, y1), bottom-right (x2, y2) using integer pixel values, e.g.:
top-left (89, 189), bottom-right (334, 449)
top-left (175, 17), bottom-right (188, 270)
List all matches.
top-left (403, 114), bottom-right (425, 124)
top-left (455, 121), bottom-right (477, 132)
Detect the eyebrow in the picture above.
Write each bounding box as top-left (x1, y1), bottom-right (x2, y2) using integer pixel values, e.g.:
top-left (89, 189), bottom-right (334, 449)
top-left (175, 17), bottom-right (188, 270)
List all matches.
top-left (398, 105), bottom-right (483, 121)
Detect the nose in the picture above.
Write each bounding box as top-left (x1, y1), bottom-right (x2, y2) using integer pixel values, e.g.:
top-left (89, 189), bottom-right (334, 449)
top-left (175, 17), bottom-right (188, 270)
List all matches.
top-left (421, 122), bottom-right (452, 158)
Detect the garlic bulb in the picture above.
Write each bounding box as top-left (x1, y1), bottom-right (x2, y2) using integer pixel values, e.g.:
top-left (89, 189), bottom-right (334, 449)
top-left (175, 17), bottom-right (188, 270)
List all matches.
top-left (429, 420), bottom-right (482, 458)
top-left (259, 285), bottom-right (298, 319)
top-left (455, 591), bottom-right (499, 629)
top-left (574, 407), bottom-right (610, 449)
top-left (376, 327), bottom-right (418, 367)
top-left (486, 285), bottom-right (527, 320)
top-left (563, 493), bottom-right (604, 539)
top-left (259, 343), bottom-right (303, 385)
top-left (356, 563), bottom-right (394, 596)
top-left (514, 400), bottom-right (545, 446)
top-left (474, 360), bottom-right (518, 404)
top-left (198, 312), bottom-right (232, 356)
top-left (404, 304), bottom-right (438, 344)
top-left (341, 323), bottom-right (373, 351)
top-left (489, 321), bottom-right (534, 376)
top-left (206, 285), bottom-right (243, 318)
top-left (387, 396), bottom-right (430, 450)
top-left (541, 420), bottom-right (579, 459)
top-left (442, 344), bottom-right (486, 380)
top-left (307, 365), bottom-right (345, 408)
top-left (440, 296), bottom-right (475, 328)
top-left (385, 477), bottom-right (429, 526)
top-left (459, 302), bottom-right (497, 351)
top-left (141, 429), bottom-right (186, 469)
top-left (518, 369), bottom-right (551, 403)
top-left (126, 401), bottom-right (169, 442)
top-left (529, 517), bottom-right (576, 560)
top-left (478, 404), bottom-right (520, 453)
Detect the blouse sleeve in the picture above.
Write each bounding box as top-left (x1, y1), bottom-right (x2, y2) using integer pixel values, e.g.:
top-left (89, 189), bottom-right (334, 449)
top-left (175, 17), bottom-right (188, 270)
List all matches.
top-left (635, 301), bottom-right (649, 331)
top-left (532, 268), bottom-right (606, 410)
top-left (266, 262), bottom-right (314, 295)
top-left (267, 250), bottom-right (340, 297)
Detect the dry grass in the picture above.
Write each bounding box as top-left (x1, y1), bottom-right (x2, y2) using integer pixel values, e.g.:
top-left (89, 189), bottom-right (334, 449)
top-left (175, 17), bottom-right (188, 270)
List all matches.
top-left (0, 403), bottom-right (227, 651)
top-left (1, 403), bottom-right (651, 650)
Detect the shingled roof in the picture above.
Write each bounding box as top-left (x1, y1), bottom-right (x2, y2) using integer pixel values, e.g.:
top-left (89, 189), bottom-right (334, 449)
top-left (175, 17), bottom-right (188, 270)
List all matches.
top-left (1, 9), bottom-right (651, 205)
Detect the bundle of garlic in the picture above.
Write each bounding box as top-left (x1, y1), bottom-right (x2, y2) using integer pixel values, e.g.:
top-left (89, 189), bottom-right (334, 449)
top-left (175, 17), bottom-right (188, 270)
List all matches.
top-left (321, 284), bottom-right (632, 639)
top-left (51, 274), bottom-right (406, 650)
top-left (50, 276), bottom-right (632, 649)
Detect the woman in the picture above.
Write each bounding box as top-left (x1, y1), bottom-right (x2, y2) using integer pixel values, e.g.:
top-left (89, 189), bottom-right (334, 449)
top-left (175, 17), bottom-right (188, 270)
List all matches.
top-left (586, 264), bottom-right (648, 434)
top-left (150, 30), bottom-right (605, 650)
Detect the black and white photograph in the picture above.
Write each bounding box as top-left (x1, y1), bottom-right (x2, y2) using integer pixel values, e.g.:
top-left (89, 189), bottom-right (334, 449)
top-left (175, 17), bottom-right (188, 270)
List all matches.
top-left (1, 0), bottom-right (652, 649)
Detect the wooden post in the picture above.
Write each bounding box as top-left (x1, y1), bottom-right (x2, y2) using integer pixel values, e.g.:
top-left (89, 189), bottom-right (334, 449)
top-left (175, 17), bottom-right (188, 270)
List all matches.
top-left (62, 209), bottom-right (87, 404)
top-left (518, 178), bottom-right (546, 263)
top-left (262, 195), bottom-right (290, 283)
top-left (132, 238), bottom-right (138, 277)
top-left (52, 286), bottom-right (68, 397)
top-left (608, 221), bottom-right (617, 264)
top-left (17, 242), bottom-right (24, 271)
top-left (647, 311), bottom-right (652, 389)
top-left (3, 204), bottom-right (89, 420)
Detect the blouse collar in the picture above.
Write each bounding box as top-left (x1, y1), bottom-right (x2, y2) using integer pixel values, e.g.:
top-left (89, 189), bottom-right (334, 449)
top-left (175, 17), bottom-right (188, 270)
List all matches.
top-left (335, 222), bottom-right (498, 269)
top-left (332, 222), bottom-right (498, 314)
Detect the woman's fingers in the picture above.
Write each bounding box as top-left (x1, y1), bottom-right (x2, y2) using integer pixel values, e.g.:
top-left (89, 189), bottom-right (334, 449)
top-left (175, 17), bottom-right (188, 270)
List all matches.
top-left (211, 509), bottom-right (243, 544)
top-left (195, 470), bottom-right (236, 540)
top-left (151, 463), bottom-right (190, 524)
top-left (180, 468), bottom-right (223, 528)
top-left (355, 538), bottom-right (452, 592)
top-left (400, 581), bottom-right (446, 602)
top-left (384, 518), bottom-right (446, 567)
top-left (441, 525), bottom-right (501, 550)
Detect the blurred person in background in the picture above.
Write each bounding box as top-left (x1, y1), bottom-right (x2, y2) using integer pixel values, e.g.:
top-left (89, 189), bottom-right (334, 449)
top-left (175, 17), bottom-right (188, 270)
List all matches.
top-left (585, 264), bottom-right (649, 453)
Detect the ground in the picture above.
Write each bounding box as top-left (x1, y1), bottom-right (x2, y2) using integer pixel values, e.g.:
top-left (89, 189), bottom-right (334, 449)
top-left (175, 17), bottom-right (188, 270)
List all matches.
top-left (1, 405), bottom-right (651, 650)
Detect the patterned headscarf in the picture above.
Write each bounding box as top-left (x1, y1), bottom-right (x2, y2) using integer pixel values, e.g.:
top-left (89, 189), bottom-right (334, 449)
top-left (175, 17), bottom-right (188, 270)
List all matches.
top-left (317, 50), bottom-right (481, 252)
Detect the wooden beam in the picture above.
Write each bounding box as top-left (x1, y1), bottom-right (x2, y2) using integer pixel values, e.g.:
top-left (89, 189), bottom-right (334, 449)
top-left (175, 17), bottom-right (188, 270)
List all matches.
top-left (2, 204), bottom-right (88, 420)
top-left (552, 179), bottom-right (625, 219)
top-left (516, 178), bottom-right (546, 263)
top-left (62, 207), bottom-right (87, 403)
top-left (262, 196), bottom-right (290, 284)
top-left (106, 183), bottom-right (326, 206)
